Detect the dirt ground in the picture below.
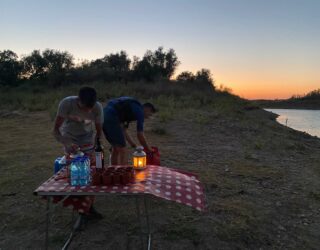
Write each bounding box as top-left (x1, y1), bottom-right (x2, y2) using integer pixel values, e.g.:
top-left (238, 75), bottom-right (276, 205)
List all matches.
top-left (0, 107), bottom-right (320, 249)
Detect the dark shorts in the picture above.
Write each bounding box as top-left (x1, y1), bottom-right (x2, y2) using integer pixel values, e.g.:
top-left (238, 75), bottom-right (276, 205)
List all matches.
top-left (103, 109), bottom-right (126, 147)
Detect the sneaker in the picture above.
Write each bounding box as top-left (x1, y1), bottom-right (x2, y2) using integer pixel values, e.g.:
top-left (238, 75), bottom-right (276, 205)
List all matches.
top-left (88, 206), bottom-right (103, 220)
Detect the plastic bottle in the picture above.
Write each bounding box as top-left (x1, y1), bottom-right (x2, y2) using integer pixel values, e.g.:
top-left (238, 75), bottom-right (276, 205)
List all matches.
top-left (54, 157), bottom-right (62, 174)
top-left (78, 158), bottom-right (85, 186)
top-left (54, 156), bottom-right (68, 173)
top-left (78, 156), bottom-right (91, 186)
top-left (70, 159), bottom-right (80, 186)
top-left (85, 156), bottom-right (91, 184)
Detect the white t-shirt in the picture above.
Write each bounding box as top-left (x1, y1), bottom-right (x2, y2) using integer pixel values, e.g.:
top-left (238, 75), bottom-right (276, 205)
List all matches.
top-left (57, 96), bottom-right (103, 145)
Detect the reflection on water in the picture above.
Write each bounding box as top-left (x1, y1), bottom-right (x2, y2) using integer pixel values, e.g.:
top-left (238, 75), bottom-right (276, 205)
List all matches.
top-left (266, 109), bottom-right (320, 138)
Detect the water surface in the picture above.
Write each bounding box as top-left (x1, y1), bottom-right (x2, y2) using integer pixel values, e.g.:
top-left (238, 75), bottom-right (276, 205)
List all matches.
top-left (266, 109), bottom-right (320, 138)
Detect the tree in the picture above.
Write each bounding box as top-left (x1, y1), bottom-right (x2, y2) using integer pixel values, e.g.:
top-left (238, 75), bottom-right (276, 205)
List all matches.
top-left (195, 69), bottom-right (213, 83)
top-left (103, 50), bottom-right (131, 82)
top-left (163, 48), bottom-right (179, 78)
top-left (132, 47), bottom-right (180, 81)
top-left (304, 89), bottom-right (320, 100)
top-left (86, 51), bottom-right (131, 82)
top-left (176, 71), bottom-right (195, 82)
top-left (103, 50), bottom-right (131, 73)
top-left (21, 50), bottom-right (48, 80)
top-left (131, 50), bottom-right (155, 81)
top-left (0, 50), bottom-right (22, 85)
top-left (42, 49), bottom-right (74, 72)
top-left (22, 49), bottom-right (74, 86)
top-left (43, 49), bottom-right (74, 86)
top-left (195, 68), bottom-right (215, 90)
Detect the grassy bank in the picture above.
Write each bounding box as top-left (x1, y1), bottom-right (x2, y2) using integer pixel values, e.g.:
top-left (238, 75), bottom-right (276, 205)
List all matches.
top-left (0, 80), bottom-right (244, 121)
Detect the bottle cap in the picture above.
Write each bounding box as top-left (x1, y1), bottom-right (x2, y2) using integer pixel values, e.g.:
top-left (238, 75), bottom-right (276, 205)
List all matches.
top-left (59, 156), bottom-right (67, 164)
top-left (70, 151), bottom-right (84, 159)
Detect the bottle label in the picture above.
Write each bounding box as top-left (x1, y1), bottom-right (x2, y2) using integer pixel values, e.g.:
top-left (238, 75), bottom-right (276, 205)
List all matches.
top-left (95, 152), bottom-right (103, 169)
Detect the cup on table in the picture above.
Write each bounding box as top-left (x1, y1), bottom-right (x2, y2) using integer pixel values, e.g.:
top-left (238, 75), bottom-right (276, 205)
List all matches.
top-left (121, 171), bottom-right (131, 184)
top-left (102, 172), bottom-right (113, 186)
top-left (91, 170), bottom-right (102, 185)
top-left (113, 173), bottom-right (121, 185)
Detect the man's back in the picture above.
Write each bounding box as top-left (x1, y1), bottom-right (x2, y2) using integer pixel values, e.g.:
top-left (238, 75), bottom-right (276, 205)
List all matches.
top-left (105, 97), bottom-right (144, 131)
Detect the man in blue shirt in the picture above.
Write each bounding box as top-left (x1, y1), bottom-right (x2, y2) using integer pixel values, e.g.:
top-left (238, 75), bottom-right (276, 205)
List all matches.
top-left (103, 97), bottom-right (157, 165)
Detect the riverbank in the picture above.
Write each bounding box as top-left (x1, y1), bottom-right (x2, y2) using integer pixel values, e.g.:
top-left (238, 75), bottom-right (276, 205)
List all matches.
top-left (1, 101), bottom-right (320, 249)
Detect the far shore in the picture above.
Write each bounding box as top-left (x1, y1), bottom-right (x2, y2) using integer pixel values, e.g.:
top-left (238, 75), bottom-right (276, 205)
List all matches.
top-left (253, 99), bottom-right (320, 110)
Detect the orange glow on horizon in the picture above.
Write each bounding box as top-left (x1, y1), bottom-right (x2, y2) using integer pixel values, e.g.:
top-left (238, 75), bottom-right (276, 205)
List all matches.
top-left (175, 67), bottom-right (319, 100)
top-left (228, 81), bottom-right (320, 100)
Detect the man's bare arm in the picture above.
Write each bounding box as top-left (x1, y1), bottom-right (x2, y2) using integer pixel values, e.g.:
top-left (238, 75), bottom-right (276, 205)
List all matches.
top-left (124, 128), bottom-right (137, 148)
top-left (53, 116), bottom-right (68, 144)
top-left (53, 116), bottom-right (80, 154)
top-left (95, 123), bottom-right (103, 139)
top-left (53, 116), bottom-right (73, 146)
top-left (137, 131), bottom-right (152, 152)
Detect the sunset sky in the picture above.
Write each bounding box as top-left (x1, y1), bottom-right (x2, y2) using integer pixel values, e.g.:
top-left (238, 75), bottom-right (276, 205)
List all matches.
top-left (1, 0), bottom-right (319, 99)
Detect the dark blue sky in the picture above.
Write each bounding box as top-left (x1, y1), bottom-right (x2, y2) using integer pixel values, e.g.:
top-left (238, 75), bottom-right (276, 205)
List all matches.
top-left (1, 0), bottom-right (319, 98)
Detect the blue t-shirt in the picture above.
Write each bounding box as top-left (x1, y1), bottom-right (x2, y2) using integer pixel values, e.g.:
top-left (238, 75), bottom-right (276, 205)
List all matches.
top-left (105, 97), bottom-right (144, 132)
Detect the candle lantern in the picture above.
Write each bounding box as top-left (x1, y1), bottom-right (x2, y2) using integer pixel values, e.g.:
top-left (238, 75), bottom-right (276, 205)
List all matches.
top-left (132, 146), bottom-right (147, 170)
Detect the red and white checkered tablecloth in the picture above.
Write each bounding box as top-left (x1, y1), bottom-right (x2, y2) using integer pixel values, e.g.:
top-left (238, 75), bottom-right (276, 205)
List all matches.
top-left (34, 165), bottom-right (206, 212)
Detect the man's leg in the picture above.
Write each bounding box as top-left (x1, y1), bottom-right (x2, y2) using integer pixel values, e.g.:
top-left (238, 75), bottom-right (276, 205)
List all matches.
top-left (103, 117), bottom-right (127, 165)
top-left (111, 146), bottom-right (119, 165)
top-left (112, 146), bottom-right (128, 165)
top-left (119, 146), bottom-right (128, 165)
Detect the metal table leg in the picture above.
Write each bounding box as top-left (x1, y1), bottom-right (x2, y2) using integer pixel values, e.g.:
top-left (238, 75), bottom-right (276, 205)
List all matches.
top-left (44, 195), bottom-right (74, 250)
top-left (135, 196), bottom-right (145, 249)
top-left (62, 209), bottom-right (82, 250)
top-left (135, 195), bottom-right (152, 250)
top-left (144, 196), bottom-right (152, 250)
top-left (45, 197), bottom-right (52, 250)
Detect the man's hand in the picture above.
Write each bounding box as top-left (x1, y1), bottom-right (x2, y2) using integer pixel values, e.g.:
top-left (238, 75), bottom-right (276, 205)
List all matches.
top-left (144, 147), bottom-right (153, 153)
top-left (53, 116), bottom-right (77, 152)
top-left (137, 131), bottom-right (152, 152)
top-left (64, 143), bottom-right (80, 154)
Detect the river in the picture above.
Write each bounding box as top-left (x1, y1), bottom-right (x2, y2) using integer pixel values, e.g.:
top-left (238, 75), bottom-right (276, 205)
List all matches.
top-left (266, 109), bottom-right (320, 138)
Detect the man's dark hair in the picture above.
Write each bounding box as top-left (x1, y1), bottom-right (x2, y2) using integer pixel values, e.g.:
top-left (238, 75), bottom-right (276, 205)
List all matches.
top-left (143, 102), bottom-right (157, 113)
top-left (78, 87), bottom-right (97, 108)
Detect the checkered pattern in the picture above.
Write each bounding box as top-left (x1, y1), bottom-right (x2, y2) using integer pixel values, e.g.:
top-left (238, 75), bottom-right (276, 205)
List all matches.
top-left (35, 165), bottom-right (206, 212)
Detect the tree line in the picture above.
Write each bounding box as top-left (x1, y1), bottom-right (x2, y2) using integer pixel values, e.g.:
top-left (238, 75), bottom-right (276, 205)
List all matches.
top-left (0, 47), bottom-right (214, 89)
top-left (291, 89), bottom-right (320, 100)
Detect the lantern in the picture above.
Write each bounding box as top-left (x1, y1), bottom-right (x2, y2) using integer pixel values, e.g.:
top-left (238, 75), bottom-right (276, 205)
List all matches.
top-left (132, 146), bottom-right (147, 170)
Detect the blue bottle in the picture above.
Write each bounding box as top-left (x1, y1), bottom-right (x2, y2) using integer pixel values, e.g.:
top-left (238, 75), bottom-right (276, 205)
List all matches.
top-left (54, 157), bottom-right (62, 174)
top-left (84, 156), bottom-right (91, 184)
top-left (54, 156), bottom-right (67, 174)
top-left (70, 160), bottom-right (80, 186)
top-left (79, 159), bottom-right (87, 186)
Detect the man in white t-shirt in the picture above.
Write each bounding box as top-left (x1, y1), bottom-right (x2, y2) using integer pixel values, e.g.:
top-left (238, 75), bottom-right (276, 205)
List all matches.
top-left (53, 86), bottom-right (103, 154)
top-left (53, 87), bottom-right (104, 226)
